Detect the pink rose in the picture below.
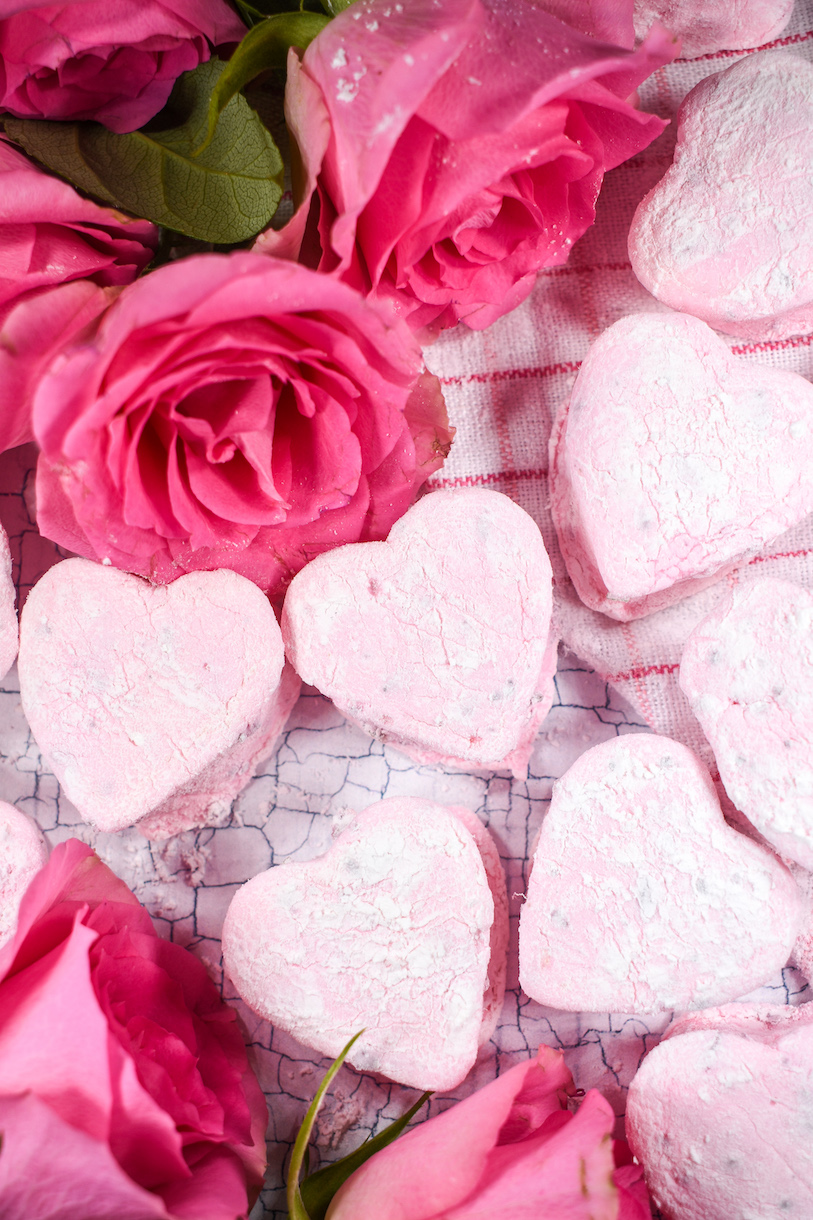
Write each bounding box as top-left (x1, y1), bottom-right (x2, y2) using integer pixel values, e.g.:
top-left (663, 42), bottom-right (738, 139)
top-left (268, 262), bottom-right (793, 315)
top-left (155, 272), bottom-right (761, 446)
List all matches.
top-left (323, 1044), bottom-right (649, 1220)
top-left (258, 0), bottom-right (675, 337)
top-left (32, 251), bottom-right (452, 598)
top-left (0, 839), bottom-right (267, 1219)
top-left (0, 137), bottom-right (157, 452)
top-left (0, 0), bottom-right (245, 132)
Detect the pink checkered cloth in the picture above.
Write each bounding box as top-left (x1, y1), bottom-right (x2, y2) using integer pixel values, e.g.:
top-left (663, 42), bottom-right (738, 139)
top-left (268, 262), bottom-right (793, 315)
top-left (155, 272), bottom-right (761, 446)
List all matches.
top-left (425, 0), bottom-right (813, 769)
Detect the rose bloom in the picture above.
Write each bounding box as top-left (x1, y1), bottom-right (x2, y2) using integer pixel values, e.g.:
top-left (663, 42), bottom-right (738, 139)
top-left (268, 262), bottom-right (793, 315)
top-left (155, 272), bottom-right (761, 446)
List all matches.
top-left (258, 0), bottom-right (675, 338)
top-left (0, 839), bottom-right (267, 1219)
top-left (0, 137), bottom-right (157, 452)
top-left (325, 1044), bottom-right (650, 1220)
top-left (33, 251), bottom-right (452, 598)
top-left (0, 0), bottom-right (245, 132)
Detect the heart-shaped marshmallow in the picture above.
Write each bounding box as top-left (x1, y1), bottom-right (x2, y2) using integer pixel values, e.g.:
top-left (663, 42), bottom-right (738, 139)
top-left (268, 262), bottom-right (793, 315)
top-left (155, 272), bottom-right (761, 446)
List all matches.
top-left (281, 488), bottom-right (556, 775)
top-left (0, 802), bottom-right (47, 949)
top-left (18, 559), bottom-right (299, 837)
top-left (680, 578), bottom-right (813, 870)
top-left (518, 733), bottom-right (802, 1014)
top-left (550, 312), bottom-right (813, 620)
top-left (629, 50), bottom-right (813, 341)
top-left (632, 1), bottom-right (792, 58)
top-left (789, 862), bottom-right (813, 985)
top-left (627, 1003), bottom-right (813, 1220)
top-left (222, 797), bottom-right (508, 1090)
top-left (0, 524), bottom-right (17, 683)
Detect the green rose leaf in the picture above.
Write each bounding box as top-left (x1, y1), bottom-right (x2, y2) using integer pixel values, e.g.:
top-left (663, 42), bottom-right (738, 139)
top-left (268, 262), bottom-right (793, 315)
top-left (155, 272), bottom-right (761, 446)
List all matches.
top-left (319, 0), bottom-right (355, 14)
top-left (196, 11), bottom-right (330, 154)
top-left (236, 0), bottom-right (327, 27)
top-left (4, 59), bottom-right (283, 244)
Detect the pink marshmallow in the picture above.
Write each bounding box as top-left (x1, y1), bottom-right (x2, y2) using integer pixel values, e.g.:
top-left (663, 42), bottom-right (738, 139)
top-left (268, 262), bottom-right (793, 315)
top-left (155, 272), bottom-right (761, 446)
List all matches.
top-left (629, 51), bottom-right (813, 340)
top-left (0, 523), bottom-right (17, 682)
top-left (0, 801), bottom-right (46, 949)
top-left (519, 733), bottom-right (802, 1013)
top-left (790, 862), bottom-right (813, 984)
top-left (222, 797), bottom-right (508, 1091)
top-left (550, 312), bottom-right (813, 620)
top-left (681, 578), bottom-right (813, 870)
top-left (633, 0), bottom-right (792, 58)
top-left (18, 560), bottom-right (299, 837)
top-left (627, 1002), bottom-right (813, 1219)
top-left (281, 488), bottom-right (557, 776)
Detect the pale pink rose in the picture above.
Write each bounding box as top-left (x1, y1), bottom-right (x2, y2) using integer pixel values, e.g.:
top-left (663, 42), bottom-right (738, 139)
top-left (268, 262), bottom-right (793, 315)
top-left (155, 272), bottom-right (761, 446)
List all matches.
top-left (32, 251), bottom-right (452, 598)
top-left (0, 137), bottom-right (157, 451)
top-left (0, 839), bottom-right (268, 1220)
top-left (325, 1044), bottom-right (650, 1219)
top-left (257, 0), bottom-right (676, 338)
top-left (0, 0), bottom-right (245, 132)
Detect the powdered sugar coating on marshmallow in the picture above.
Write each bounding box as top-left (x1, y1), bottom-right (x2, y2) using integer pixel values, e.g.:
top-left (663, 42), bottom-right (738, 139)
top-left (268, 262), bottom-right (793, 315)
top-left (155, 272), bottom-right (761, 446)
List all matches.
top-left (136, 661), bottom-right (301, 840)
top-left (519, 733), bottom-right (802, 1014)
top-left (0, 525), bottom-right (17, 683)
top-left (0, 801), bottom-right (47, 949)
top-left (222, 797), bottom-right (508, 1091)
top-left (18, 559), bottom-right (298, 836)
top-left (632, 0), bottom-right (793, 58)
top-left (629, 51), bottom-right (813, 341)
top-left (790, 863), bottom-right (813, 985)
top-left (681, 578), bottom-right (813, 870)
top-left (550, 312), bottom-right (813, 620)
top-left (627, 1003), bottom-right (813, 1220)
top-left (281, 488), bottom-right (557, 775)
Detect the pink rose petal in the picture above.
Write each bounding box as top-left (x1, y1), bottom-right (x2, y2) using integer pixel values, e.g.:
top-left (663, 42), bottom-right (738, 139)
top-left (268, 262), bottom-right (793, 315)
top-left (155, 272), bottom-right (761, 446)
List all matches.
top-left (258, 0), bottom-right (676, 336)
top-left (0, 1), bottom-right (245, 132)
top-left (327, 1046), bottom-right (591, 1219)
top-left (33, 252), bottom-right (451, 598)
top-left (0, 841), bottom-right (267, 1215)
top-left (0, 1093), bottom-right (170, 1220)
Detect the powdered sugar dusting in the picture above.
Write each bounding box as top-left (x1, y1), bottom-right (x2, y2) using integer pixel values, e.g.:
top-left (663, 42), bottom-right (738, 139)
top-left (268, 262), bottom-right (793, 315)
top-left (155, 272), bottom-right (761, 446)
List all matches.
top-left (520, 734), bottom-right (802, 1013)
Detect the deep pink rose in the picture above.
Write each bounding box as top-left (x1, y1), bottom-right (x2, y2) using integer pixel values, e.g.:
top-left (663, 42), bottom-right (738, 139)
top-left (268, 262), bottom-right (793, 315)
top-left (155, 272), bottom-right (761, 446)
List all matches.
top-left (0, 839), bottom-right (268, 1219)
top-left (0, 137), bottom-right (157, 451)
top-left (32, 251), bottom-right (452, 598)
top-left (0, 0), bottom-right (245, 132)
top-left (257, 0), bottom-right (675, 337)
top-left (324, 1044), bottom-right (650, 1220)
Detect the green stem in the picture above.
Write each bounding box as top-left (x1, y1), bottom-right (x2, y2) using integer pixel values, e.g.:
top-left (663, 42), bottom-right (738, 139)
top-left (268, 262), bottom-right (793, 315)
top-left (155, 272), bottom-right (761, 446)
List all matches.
top-left (286, 1031), bottom-right (364, 1220)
